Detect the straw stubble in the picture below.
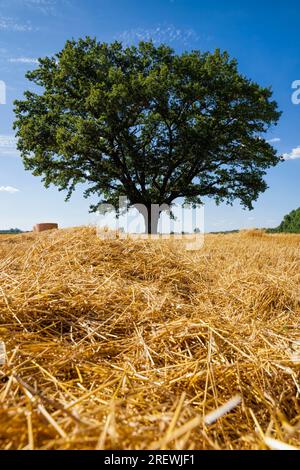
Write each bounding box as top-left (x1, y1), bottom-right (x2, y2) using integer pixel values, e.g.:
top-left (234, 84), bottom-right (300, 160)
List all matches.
top-left (0, 227), bottom-right (299, 450)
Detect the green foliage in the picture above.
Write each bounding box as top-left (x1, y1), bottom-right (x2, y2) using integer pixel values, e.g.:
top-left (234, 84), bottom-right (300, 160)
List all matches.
top-left (209, 230), bottom-right (239, 234)
top-left (0, 228), bottom-right (22, 234)
top-left (14, 38), bottom-right (281, 232)
top-left (270, 208), bottom-right (300, 233)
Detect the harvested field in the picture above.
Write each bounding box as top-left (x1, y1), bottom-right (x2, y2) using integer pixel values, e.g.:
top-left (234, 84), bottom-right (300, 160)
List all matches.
top-left (0, 227), bottom-right (300, 450)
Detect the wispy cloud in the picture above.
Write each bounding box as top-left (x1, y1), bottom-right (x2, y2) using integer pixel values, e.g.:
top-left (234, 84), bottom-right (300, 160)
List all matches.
top-left (0, 0), bottom-right (59, 15)
top-left (283, 146), bottom-right (300, 161)
top-left (9, 57), bottom-right (39, 64)
top-left (21, 0), bottom-right (58, 15)
top-left (0, 186), bottom-right (19, 193)
top-left (0, 135), bottom-right (19, 157)
top-left (268, 138), bottom-right (281, 143)
top-left (117, 24), bottom-right (200, 46)
top-left (0, 16), bottom-right (33, 32)
top-left (211, 219), bottom-right (228, 227)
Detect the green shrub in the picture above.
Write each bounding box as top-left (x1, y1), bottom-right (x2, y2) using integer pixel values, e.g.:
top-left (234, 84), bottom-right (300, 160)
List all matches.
top-left (270, 208), bottom-right (300, 233)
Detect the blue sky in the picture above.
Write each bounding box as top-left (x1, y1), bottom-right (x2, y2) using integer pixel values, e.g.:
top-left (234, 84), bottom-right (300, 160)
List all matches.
top-left (0, 0), bottom-right (299, 232)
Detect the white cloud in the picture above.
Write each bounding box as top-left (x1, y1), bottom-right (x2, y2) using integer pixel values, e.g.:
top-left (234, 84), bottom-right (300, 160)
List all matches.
top-left (22, 0), bottom-right (54, 6)
top-left (0, 186), bottom-right (19, 193)
top-left (0, 0), bottom-right (58, 15)
top-left (211, 219), bottom-right (227, 227)
top-left (9, 57), bottom-right (38, 64)
top-left (117, 24), bottom-right (200, 46)
top-left (21, 0), bottom-right (58, 15)
top-left (0, 16), bottom-right (33, 32)
top-left (0, 135), bottom-right (19, 157)
top-left (283, 146), bottom-right (300, 161)
top-left (268, 138), bottom-right (281, 143)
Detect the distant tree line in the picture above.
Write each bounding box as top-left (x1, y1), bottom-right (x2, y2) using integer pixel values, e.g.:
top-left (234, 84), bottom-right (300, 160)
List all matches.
top-left (0, 228), bottom-right (23, 234)
top-left (267, 207), bottom-right (300, 234)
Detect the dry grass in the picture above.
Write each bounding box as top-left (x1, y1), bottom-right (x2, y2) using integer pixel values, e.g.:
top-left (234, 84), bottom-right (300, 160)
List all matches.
top-left (0, 226), bottom-right (300, 450)
top-left (239, 228), bottom-right (268, 238)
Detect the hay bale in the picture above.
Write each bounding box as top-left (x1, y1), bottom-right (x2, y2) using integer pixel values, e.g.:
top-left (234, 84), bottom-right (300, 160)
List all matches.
top-left (239, 228), bottom-right (267, 238)
top-left (33, 223), bottom-right (58, 233)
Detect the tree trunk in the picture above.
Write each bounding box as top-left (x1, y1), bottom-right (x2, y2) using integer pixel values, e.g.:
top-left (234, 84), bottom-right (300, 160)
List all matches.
top-left (141, 206), bottom-right (160, 234)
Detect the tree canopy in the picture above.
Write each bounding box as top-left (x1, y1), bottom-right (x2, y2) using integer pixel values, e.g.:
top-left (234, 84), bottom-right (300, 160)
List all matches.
top-left (14, 38), bottom-right (281, 233)
top-left (276, 207), bottom-right (300, 233)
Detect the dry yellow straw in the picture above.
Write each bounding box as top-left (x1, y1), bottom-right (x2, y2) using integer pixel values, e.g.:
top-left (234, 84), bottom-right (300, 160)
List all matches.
top-left (0, 227), bottom-right (299, 449)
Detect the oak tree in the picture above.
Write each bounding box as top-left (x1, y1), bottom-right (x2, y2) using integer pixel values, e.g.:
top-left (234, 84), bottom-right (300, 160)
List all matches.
top-left (14, 38), bottom-right (281, 233)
